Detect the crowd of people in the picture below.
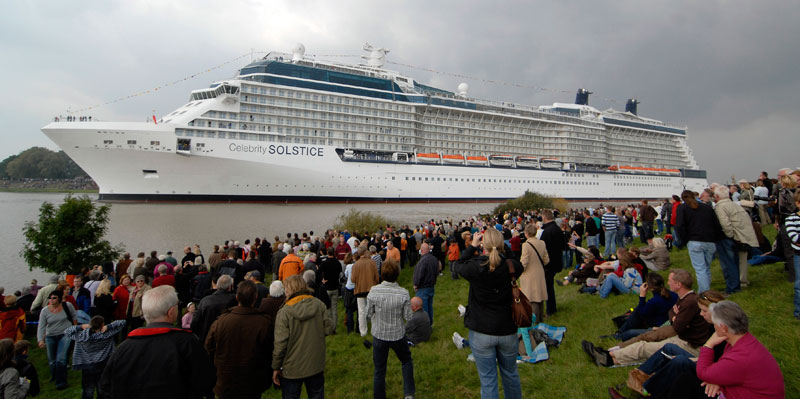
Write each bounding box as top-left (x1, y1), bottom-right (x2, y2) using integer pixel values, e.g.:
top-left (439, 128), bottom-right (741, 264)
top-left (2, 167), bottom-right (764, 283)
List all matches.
top-left (0, 167), bottom-right (796, 398)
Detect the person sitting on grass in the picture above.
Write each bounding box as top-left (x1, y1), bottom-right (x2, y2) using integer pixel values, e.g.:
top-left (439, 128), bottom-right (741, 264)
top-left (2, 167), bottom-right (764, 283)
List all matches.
top-left (0, 338), bottom-right (29, 398)
top-left (13, 341), bottom-right (39, 397)
top-left (613, 272), bottom-right (678, 341)
top-left (583, 269), bottom-right (712, 368)
top-left (593, 249), bottom-right (643, 298)
top-left (639, 238), bottom-right (671, 271)
top-left (562, 245), bottom-right (602, 286)
top-left (405, 296), bottom-right (431, 346)
top-left (64, 315), bottom-right (126, 399)
top-left (610, 290), bottom-right (725, 398)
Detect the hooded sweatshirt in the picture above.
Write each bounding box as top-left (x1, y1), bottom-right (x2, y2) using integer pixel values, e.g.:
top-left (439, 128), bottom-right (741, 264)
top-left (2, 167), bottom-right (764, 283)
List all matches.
top-left (272, 294), bottom-right (333, 379)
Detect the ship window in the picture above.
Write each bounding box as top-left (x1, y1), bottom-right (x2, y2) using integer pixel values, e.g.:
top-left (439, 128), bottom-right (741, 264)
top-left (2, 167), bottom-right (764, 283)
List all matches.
top-left (103, 140), bottom-right (113, 145)
top-left (127, 140), bottom-right (136, 145)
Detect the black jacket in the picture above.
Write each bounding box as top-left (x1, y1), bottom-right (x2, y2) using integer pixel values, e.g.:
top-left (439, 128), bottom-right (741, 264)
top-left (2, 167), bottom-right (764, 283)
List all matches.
top-left (191, 272), bottom-right (212, 302)
top-left (453, 246), bottom-right (522, 336)
top-left (191, 290), bottom-right (236, 344)
top-left (675, 203), bottom-right (723, 243)
top-left (319, 256), bottom-right (342, 291)
top-left (539, 221), bottom-right (565, 272)
top-left (100, 322), bottom-right (215, 399)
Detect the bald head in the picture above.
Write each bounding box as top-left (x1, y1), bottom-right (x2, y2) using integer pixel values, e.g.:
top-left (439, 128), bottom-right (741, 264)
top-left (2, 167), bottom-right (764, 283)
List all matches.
top-left (420, 243), bottom-right (430, 255)
top-left (410, 296), bottom-right (423, 311)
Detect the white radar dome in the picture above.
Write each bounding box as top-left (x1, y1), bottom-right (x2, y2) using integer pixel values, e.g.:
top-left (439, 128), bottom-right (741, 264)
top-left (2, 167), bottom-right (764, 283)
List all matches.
top-left (291, 43), bottom-right (306, 62)
top-left (457, 83), bottom-right (469, 97)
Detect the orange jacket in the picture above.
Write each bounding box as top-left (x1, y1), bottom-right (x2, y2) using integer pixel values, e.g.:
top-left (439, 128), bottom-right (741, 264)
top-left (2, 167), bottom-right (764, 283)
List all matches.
top-left (278, 253), bottom-right (304, 281)
top-left (0, 307), bottom-right (25, 342)
top-left (447, 243), bottom-right (460, 262)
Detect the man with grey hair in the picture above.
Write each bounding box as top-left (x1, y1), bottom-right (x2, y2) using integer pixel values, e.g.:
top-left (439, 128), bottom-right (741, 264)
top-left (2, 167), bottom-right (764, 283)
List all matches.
top-left (30, 275), bottom-right (60, 312)
top-left (695, 300), bottom-right (785, 398)
top-left (191, 274), bottom-right (236, 343)
top-left (99, 286), bottom-right (216, 398)
top-left (714, 185), bottom-right (759, 293)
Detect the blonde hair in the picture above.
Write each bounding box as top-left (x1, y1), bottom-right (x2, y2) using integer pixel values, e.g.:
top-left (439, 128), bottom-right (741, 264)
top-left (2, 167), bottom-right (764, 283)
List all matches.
top-left (780, 174), bottom-right (797, 189)
top-left (652, 237), bottom-right (666, 249)
top-left (96, 279), bottom-right (112, 296)
top-left (482, 228), bottom-right (505, 272)
top-left (283, 274), bottom-right (311, 297)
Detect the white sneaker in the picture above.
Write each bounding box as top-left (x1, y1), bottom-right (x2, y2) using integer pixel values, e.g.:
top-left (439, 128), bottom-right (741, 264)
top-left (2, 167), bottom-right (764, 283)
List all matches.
top-left (457, 304), bottom-right (466, 318)
top-left (467, 353), bottom-right (475, 362)
top-left (452, 332), bottom-right (464, 349)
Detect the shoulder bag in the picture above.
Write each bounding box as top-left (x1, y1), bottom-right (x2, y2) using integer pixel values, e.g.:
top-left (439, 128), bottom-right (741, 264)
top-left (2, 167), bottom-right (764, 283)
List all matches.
top-left (507, 258), bottom-right (533, 327)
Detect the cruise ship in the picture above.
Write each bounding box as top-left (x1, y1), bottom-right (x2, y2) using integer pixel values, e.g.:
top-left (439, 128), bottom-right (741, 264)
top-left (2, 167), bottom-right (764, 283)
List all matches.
top-left (42, 43), bottom-right (708, 202)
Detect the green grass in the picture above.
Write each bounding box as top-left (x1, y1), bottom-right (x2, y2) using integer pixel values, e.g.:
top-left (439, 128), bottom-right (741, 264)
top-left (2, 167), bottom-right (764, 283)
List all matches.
top-left (0, 188), bottom-right (97, 193)
top-left (26, 228), bottom-right (799, 398)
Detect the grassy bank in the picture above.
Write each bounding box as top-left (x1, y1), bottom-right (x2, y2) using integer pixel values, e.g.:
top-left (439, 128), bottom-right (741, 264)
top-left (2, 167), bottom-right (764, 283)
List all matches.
top-left (27, 228), bottom-right (798, 398)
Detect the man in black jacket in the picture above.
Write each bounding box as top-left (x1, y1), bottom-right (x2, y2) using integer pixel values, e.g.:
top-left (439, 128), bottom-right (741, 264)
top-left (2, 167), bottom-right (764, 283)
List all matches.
top-left (538, 210), bottom-right (564, 316)
top-left (100, 286), bottom-right (216, 398)
top-left (191, 275), bottom-right (236, 344)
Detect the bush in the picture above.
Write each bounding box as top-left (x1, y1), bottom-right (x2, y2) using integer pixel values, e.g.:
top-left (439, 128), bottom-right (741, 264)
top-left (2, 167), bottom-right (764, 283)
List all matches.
top-left (21, 194), bottom-right (123, 274)
top-left (333, 208), bottom-right (395, 234)
top-left (492, 190), bottom-right (566, 215)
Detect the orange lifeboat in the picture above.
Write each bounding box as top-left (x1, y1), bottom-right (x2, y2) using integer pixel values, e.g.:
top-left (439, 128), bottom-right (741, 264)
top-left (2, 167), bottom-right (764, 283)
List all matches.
top-left (466, 155), bottom-right (488, 166)
top-left (442, 154), bottom-right (465, 164)
top-left (415, 152), bottom-right (440, 163)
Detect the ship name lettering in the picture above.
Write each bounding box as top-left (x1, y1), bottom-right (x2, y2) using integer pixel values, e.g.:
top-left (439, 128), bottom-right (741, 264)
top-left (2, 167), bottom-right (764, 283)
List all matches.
top-left (228, 143), bottom-right (323, 157)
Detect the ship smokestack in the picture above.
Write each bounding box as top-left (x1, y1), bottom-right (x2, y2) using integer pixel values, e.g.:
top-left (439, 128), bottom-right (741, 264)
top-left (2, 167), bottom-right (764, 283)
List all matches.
top-left (575, 89), bottom-right (592, 105)
top-left (625, 99), bottom-right (640, 115)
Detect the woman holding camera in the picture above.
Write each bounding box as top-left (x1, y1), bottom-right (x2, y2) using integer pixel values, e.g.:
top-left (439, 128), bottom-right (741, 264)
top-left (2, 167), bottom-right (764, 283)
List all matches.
top-left (453, 228), bottom-right (523, 399)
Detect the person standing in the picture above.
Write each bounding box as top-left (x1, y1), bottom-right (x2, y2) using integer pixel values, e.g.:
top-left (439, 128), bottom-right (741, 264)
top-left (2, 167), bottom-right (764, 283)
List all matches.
top-left (366, 259), bottom-right (415, 399)
top-left (539, 210), bottom-right (564, 316)
top-left (272, 275), bottom-right (333, 399)
top-left (64, 316), bottom-right (125, 399)
top-left (601, 206), bottom-right (620, 258)
top-left (319, 248), bottom-right (342, 333)
top-left (99, 286), bottom-right (216, 398)
top-left (453, 229), bottom-right (522, 399)
top-left (205, 280), bottom-right (274, 399)
top-left (37, 290), bottom-right (76, 390)
top-left (351, 249), bottom-right (379, 338)
top-left (713, 186), bottom-right (759, 292)
top-left (191, 275), bottom-right (236, 344)
top-left (519, 223), bottom-right (549, 323)
top-left (786, 190), bottom-right (800, 320)
top-left (413, 243), bottom-right (439, 325)
top-left (639, 200), bottom-right (657, 243)
top-left (676, 190), bottom-right (723, 293)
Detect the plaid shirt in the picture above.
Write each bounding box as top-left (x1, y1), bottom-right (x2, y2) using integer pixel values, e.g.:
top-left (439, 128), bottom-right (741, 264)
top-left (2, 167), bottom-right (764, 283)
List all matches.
top-left (366, 281), bottom-right (412, 341)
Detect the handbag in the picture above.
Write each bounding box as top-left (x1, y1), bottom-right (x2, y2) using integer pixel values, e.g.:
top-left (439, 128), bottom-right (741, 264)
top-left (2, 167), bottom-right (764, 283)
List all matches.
top-left (343, 288), bottom-right (357, 310)
top-left (740, 199), bottom-right (755, 208)
top-left (507, 259), bottom-right (533, 327)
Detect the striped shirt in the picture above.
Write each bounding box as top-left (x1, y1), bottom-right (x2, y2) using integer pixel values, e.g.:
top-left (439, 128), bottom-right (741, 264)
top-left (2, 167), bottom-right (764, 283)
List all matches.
top-left (366, 281), bottom-right (412, 341)
top-left (602, 212), bottom-right (619, 231)
top-left (64, 320), bottom-right (126, 369)
top-left (786, 213), bottom-right (800, 253)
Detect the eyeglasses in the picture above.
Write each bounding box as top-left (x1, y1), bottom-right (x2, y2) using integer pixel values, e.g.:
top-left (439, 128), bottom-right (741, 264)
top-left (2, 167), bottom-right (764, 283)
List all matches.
top-left (48, 297), bottom-right (59, 300)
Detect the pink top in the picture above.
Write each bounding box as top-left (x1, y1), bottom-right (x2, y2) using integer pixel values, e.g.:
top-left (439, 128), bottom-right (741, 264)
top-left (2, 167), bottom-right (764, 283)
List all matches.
top-left (181, 312), bottom-right (193, 329)
top-left (696, 333), bottom-right (784, 399)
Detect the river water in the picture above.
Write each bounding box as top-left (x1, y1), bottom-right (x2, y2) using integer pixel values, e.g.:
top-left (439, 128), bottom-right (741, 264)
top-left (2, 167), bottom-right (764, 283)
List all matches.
top-left (0, 192), bottom-right (499, 292)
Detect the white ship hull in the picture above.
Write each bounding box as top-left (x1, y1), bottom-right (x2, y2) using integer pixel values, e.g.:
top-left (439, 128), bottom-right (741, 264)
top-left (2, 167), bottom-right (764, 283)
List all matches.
top-left (43, 122), bottom-right (708, 202)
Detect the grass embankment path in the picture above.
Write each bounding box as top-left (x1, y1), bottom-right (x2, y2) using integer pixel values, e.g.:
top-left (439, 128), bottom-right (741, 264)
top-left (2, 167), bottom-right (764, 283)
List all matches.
top-left (29, 228), bottom-right (799, 398)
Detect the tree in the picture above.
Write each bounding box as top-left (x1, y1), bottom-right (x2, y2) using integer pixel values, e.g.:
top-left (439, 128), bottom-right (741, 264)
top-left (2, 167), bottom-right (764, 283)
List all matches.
top-left (21, 194), bottom-right (123, 274)
top-left (3, 147), bottom-right (88, 179)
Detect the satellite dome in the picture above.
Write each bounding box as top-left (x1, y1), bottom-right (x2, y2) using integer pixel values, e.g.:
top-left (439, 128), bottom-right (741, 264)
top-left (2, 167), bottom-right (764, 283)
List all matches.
top-left (291, 43), bottom-right (306, 62)
top-left (457, 83), bottom-right (469, 97)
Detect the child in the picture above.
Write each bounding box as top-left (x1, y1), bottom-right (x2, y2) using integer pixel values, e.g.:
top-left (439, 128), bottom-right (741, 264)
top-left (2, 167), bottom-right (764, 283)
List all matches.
top-left (182, 302), bottom-right (196, 329)
top-left (64, 316), bottom-right (125, 398)
top-left (13, 340), bottom-right (39, 396)
top-left (447, 238), bottom-right (460, 280)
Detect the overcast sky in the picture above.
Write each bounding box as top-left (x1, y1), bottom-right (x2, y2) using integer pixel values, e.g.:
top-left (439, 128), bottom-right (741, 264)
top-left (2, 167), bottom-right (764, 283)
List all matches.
top-left (2, 1), bottom-right (798, 183)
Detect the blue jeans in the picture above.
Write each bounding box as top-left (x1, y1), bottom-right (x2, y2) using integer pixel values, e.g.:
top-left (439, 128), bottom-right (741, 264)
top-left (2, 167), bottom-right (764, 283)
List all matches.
top-left (416, 287), bottom-right (435, 325)
top-left (598, 274), bottom-right (630, 298)
top-left (372, 337), bottom-right (415, 399)
top-left (468, 330), bottom-right (521, 399)
top-left (587, 235), bottom-right (599, 248)
top-left (687, 241), bottom-right (716, 293)
top-left (562, 250), bottom-right (572, 271)
top-left (715, 238), bottom-right (741, 293)
top-left (639, 343), bottom-right (695, 395)
top-left (45, 334), bottom-right (71, 388)
top-left (281, 371), bottom-right (324, 399)
top-left (603, 230), bottom-right (617, 258)
top-left (794, 255), bottom-right (800, 318)
top-left (656, 220), bottom-right (663, 236)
